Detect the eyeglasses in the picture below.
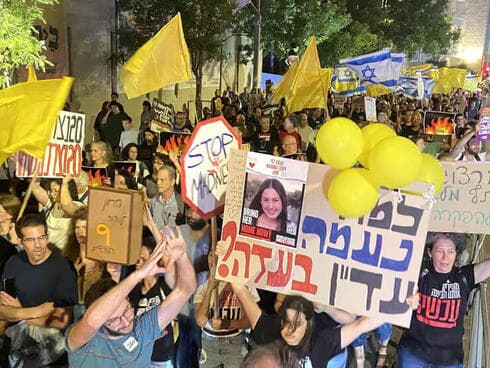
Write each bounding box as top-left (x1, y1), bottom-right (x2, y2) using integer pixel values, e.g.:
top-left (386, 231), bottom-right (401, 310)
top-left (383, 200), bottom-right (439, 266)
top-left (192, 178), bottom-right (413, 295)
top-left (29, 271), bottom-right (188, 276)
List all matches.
top-left (106, 303), bottom-right (133, 327)
top-left (22, 235), bottom-right (48, 244)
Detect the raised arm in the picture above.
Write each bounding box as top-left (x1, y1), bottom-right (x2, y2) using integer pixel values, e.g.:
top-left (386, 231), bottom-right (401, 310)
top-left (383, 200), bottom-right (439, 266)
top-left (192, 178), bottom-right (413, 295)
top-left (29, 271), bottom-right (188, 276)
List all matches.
top-left (474, 259), bottom-right (490, 284)
top-left (340, 316), bottom-right (384, 348)
top-left (59, 174), bottom-right (83, 215)
top-left (156, 226), bottom-right (196, 330)
top-left (450, 124), bottom-right (479, 159)
top-left (31, 178), bottom-right (49, 207)
top-left (231, 283), bottom-right (262, 329)
top-left (67, 238), bottom-right (169, 350)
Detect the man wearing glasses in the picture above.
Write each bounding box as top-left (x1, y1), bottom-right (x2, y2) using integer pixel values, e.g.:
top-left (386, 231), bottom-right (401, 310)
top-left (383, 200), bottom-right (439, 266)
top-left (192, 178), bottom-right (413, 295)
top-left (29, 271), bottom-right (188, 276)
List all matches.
top-left (0, 213), bottom-right (77, 366)
top-left (66, 227), bottom-right (196, 367)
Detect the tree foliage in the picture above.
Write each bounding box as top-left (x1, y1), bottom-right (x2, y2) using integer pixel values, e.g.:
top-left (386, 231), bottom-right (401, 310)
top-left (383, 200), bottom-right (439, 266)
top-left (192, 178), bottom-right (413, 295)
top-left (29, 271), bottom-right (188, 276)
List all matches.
top-left (234, 0), bottom-right (351, 58)
top-left (0, 0), bottom-right (58, 87)
top-left (119, 0), bottom-right (234, 117)
top-left (384, 0), bottom-right (460, 56)
top-left (318, 0), bottom-right (460, 66)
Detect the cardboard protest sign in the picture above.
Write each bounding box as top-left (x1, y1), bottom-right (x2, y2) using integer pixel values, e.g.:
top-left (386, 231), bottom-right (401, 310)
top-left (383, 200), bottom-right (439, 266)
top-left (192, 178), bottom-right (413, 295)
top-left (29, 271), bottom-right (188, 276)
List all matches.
top-left (159, 131), bottom-right (191, 156)
top-left (216, 150), bottom-right (433, 327)
top-left (351, 96), bottom-right (376, 121)
top-left (87, 186), bottom-right (143, 264)
top-left (113, 161), bottom-right (137, 176)
top-left (364, 96), bottom-right (377, 122)
top-left (150, 98), bottom-right (174, 132)
top-left (477, 103), bottom-right (490, 141)
top-left (180, 116), bottom-right (241, 218)
top-left (429, 161), bottom-right (490, 234)
top-left (16, 111), bottom-right (85, 177)
top-left (423, 111), bottom-right (455, 135)
top-left (82, 166), bottom-right (108, 186)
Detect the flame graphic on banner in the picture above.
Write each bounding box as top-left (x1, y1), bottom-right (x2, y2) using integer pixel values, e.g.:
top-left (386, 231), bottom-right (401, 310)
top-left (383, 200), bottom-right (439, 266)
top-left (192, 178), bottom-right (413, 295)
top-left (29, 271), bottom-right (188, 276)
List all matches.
top-left (88, 169), bottom-right (104, 186)
top-left (425, 116), bottom-right (454, 135)
top-left (157, 135), bottom-right (191, 155)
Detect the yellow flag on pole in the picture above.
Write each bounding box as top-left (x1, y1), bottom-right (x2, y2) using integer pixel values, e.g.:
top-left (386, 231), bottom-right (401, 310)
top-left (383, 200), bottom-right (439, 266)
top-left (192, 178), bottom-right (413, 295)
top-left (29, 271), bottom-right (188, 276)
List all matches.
top-left (0, 77), bottom-right (74, 165)
top-left (407, 63), bottom-right (433, 76)
top-left (120, 13), bottom-right (192, 99)
top-left (431, 67), bottom-right (467, 94)
top-left (366, 84), bottom-right (392, 97)
top-left (272, 37), bottom-right (327, 113)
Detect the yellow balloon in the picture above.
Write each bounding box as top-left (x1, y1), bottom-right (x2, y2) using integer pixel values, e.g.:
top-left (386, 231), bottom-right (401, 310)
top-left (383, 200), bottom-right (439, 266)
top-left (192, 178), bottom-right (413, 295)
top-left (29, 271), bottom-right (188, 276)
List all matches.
top-left (416, 153), bottom-right (445, 194)
top-left (358, 123), bottom-right (397, 167)
top-left (369, 136), bottom-right (422, 188)
top-left (316, 117), bottom-right (363, 169)
top-left (327, 168), bottom-right (379, 218)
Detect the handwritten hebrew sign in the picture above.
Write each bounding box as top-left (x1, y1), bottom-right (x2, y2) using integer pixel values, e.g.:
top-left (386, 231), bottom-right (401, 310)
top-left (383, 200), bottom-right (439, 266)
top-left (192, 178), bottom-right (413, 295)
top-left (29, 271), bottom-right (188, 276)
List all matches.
top-left (429, 161), bottom-right (490, 234)
top-left (16, 111), bottom-right (85, 178)
top-left (180, 116), bottom-right (241, 218)
top-left (216, 149), bottom-right (433, 327)
top-left (87, 187), bottom-right (143, 264)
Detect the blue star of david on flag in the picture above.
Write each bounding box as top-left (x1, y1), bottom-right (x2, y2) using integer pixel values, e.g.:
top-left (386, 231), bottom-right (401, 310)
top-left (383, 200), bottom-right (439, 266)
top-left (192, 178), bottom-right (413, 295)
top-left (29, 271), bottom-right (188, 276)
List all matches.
top-left (339, 49), bottom-right (400, 88)
top-left (361, 65), bottom-right (376, 81)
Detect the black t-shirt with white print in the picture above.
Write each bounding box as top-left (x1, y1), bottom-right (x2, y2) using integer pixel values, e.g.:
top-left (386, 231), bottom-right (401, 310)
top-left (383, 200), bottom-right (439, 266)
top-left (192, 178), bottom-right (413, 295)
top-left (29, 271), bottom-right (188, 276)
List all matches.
top-left (401, 263), bottom-right (475, 365)
top-left (252, 313), bottom-right (341, 368)
top-left (128, 277), bottom-right (174, 362)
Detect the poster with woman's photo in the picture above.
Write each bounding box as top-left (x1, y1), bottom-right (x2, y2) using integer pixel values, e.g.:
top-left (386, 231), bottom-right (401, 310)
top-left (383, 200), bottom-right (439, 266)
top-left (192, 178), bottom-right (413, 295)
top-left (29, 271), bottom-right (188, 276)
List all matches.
top-left (239, 172), bottom-right (305, 248)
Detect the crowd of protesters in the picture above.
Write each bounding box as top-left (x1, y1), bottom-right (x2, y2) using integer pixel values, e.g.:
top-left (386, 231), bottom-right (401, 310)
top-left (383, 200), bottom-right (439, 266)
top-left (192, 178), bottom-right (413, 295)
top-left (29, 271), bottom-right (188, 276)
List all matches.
top-left (0, 80), bottom-right (490, 368)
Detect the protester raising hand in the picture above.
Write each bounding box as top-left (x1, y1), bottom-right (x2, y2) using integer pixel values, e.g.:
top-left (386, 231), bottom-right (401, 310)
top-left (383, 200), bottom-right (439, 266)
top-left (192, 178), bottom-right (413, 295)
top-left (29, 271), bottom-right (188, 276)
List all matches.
top-left (160, 226), bottom-right (186, 271)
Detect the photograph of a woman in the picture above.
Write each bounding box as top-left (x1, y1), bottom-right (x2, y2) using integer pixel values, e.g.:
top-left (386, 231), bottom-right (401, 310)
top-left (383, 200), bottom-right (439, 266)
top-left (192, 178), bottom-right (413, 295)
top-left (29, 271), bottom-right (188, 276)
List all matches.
top-left (240, 173), bottom-right (304, 247)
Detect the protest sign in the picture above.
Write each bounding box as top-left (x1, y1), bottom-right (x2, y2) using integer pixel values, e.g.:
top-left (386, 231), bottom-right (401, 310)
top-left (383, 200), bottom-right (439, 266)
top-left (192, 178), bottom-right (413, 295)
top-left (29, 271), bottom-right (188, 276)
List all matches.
top-left (87, 186), bottom-right (143, 264)
top-left (82, 166), bottom-right (108, 186)
top-left (477, 103), bottom-right (490, 141)
top-left (216, 150), bottom-right (433, 327)
top-left (159, 131), bottom-right (191, 156)
top-left (423, 111), bottom-right (455, 135)
top-left (113, 161), bottom-right (137, 176)
top-left (429, 161), bottom-right (490, 234)
top-left (16, 111), bottom-right (85, 178)
top-left (180, 116), bottom-right (241, 218)
top-left (364, 96), bottom-right (377, 122)
top-left (351, 96), bottom-right (376, 121)
top-left (150, 98), bottom-right (174, 132)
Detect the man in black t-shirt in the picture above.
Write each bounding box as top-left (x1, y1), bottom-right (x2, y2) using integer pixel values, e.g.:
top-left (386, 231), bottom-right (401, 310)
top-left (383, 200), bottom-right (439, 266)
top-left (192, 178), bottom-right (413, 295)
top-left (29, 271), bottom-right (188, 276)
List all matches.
top-left (0, 214), bottom-right (77, 366)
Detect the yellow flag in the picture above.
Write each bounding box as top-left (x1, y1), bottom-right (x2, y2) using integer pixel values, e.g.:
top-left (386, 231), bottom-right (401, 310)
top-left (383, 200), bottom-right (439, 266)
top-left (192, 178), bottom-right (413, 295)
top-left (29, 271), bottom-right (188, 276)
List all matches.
top-left (272, 37), bottom-right (326, 113)
top-left (463, 77), bottom-right (478, 92)
top-left (0, 77), bottom-right (74, 165)
top-left (407, 63), bottom-right (433, 76)
top-left (120, 13), bottom-right (192, 99)
top-left (432, 67), bottom-right (467, 94)
top-left (366, 84), bottom-right (392, 97)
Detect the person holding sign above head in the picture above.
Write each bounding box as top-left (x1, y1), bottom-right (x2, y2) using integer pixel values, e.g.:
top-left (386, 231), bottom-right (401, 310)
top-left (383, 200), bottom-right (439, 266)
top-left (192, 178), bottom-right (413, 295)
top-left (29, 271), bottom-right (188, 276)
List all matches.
top-left (230, 283), bottom-right (419, 368)
top-left (398, 233), bottom-right (490, 368)
top-left (248, 178), bottom-right (296, 238)
top-left (66, 227), bottom-right (196, 368)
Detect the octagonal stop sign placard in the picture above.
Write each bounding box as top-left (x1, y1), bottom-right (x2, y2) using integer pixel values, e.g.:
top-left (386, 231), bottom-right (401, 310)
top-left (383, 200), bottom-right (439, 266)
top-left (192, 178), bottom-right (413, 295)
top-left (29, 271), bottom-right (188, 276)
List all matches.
top-left (180, 116), bottom-right (241, 217)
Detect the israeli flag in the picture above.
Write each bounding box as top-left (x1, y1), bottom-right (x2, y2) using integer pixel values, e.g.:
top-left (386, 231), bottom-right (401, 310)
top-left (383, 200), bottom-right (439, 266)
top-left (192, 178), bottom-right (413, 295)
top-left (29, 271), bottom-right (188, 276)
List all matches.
top-left (391, 53), bottom-right (405, 82)
top-left (331, 66), bottom-right (366, 97)
top-left (339, 49), bottom-right (397, 88)
top-left (397, 76), bottom-right (435, 99)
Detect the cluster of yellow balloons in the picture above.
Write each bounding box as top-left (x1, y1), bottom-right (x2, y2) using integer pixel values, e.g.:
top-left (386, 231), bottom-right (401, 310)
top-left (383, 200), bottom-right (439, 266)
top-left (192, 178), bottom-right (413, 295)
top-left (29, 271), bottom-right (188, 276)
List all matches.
top-left (316, 117), bottom-right (444, 218)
